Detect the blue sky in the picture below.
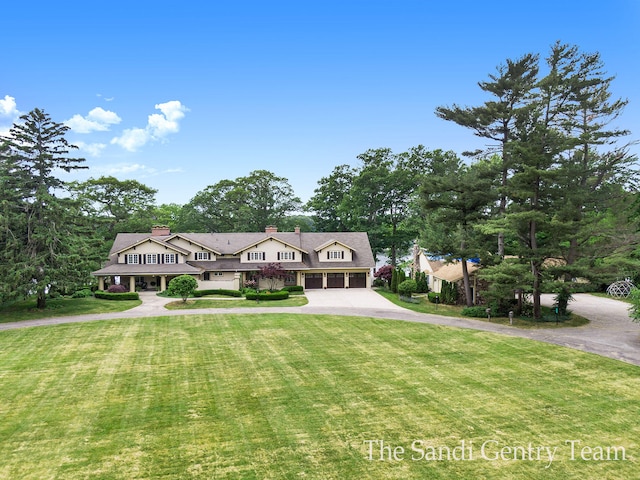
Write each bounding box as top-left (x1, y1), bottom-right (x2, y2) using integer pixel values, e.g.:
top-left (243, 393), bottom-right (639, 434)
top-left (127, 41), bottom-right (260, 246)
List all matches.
top-left (2, 0), bottom-right (639, 205)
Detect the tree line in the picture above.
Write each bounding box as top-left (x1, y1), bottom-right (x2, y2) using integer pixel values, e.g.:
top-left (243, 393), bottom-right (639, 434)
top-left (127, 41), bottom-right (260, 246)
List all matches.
top-left (1, 42), bottom-right (638, 314)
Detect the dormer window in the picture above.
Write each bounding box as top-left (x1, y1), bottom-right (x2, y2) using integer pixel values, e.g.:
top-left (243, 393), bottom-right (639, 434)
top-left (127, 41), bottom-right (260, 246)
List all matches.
top-left (126, 254), bottom-right (140, 264)
top-left (195, 252), bottom-right (211, 260)
top-left (164, 253), bottom-right (177, 264)
top-left (327, 250), bottom-right (344, 260)
top-left (146, 254), bottom-right (158, 264)
top-left (278, 251), bottom-right (295, 260)
top-left (248, 251), bottom-right (266, 261)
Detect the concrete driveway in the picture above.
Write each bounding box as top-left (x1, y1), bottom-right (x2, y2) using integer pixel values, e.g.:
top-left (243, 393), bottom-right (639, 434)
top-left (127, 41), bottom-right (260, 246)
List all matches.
top-left (303, 289), bottom-right (404, 310)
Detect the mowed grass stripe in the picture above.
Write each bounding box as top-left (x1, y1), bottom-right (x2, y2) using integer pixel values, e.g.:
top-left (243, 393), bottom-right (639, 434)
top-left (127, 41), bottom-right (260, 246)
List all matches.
top-left (0, 314), bottom-right (638, 479)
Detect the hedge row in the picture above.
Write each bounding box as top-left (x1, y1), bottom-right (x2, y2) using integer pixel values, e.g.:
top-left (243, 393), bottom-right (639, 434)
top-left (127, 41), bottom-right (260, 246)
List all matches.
top-left (282, 285), bottom-right (304, 292)
top-left (194, 289), bottom-right (242, 297)
top-left (245, 291), bottom-right (290, 301)
top-left (94, 291), bottom-right (140, 301)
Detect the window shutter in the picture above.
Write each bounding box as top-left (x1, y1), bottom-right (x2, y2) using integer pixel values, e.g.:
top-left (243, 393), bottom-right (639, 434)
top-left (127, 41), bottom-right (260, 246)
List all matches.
top-left (142, 254), bottom-right (146, 264)
top-left (124, 255), bottom-right (128, 264)
top-left (292, 252), bottom-right (295, 260)
top-left (327, 251), bottom-right (330, 260)
top-left (248, 253), bottom-right (250, 261)
top-left (341, 251), bottom-right (344, 259)
top-left (277, 252), bottom-right (280, 260)
top-left (262, 252), bottom-right (266, 261)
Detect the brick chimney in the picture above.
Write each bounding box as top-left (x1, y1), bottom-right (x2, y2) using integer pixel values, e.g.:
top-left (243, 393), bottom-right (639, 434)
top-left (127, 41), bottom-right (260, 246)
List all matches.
top-left (294, 225), bottom-right (300, 234)
top-left (265, 225), bottom-right (278, 234)
top-left (151, 225), bottom-right (171, 236)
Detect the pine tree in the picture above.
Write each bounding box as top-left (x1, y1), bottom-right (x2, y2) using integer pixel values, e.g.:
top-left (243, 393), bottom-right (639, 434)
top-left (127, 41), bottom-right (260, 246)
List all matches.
top-left (0, 108), bottom-right (96, 308)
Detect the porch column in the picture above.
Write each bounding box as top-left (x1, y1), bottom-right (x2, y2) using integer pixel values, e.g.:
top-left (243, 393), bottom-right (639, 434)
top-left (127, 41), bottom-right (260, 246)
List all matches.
top-left (129, 276), bottom-right (136, 293)
top-left (160, 275), bottom-right (167, 292)
top-left (98, 277), bottom-right (105, 291)
top-left (233, 272), bottom-right (241, 290)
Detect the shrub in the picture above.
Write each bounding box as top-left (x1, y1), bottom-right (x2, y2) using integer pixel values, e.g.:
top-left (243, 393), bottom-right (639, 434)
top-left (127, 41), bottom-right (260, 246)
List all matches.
top-left (71, 289), bottom-right (93, 298)
top-left (245, 291), bottom-right (289, 301)
top-left (107, 284), bottom-right (128, 293)
top-left (94, 291), bottom-right (139, 301)
top-left (194, 289), bottom-right (242, 297)
top-left (397, 279), bottom-right (417, 298)
top-left (462, 306), bottom-right (492, 318)
top-left (168, 275), bottom-right (198, 302)
top-left (415, 271), bottom-right (429, 293)
top-left (390, 268), bottom-right (398, 293)
top-left (282, 285), bottom-right (303, 292)
top-left (440, 280), bottom-right (458, 305)
top-left (428, 292), bottom-right (440, 303)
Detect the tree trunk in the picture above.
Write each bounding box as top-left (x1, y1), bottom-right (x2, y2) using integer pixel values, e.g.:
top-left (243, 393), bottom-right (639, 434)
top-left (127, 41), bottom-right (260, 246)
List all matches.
top-left (37, 289), bottom-right (46, 309)
top-left (461, 258), bottom-right (473, 307)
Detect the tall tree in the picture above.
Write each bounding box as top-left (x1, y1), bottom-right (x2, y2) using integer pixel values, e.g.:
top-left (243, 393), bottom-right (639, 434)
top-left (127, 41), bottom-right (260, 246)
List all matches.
top-left (70, 176), bottom-right (158, 237)
top-left (419, 153), bottom-right (496, 306)
top-left (436, 53), bottom-right (539, 257)
top-left (182, 170), bottom-right (301, 232)
top-left (305, 164), bottom-right (357, 232)
top-left (0, 109), bottom-right (97, 308)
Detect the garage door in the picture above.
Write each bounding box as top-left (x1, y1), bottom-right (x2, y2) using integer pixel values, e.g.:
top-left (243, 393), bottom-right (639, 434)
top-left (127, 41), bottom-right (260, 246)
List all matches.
top-left (327, 273), bottom-right (345, 288)
top-left (305, 273), bottom-right (323, 289)
top-left (349, 272), bottom-right (367, 288)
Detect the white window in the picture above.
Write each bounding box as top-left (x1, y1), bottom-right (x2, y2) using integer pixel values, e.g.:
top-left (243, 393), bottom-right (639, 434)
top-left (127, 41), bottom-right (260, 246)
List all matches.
top-left (146, 254), bottom-right (158, 264)
top-left (204, 272), bottom-right (223, 281)
top-left (328, 250), bottom-right (344, 260)
top-left (248, 251), bottom-right (266, 261)
top-left (164, 253), bottom-right (177, 264)
top-left (126, 254), bottom-right (139, 264)
top-left (196, 251), bottom-right (211, 260)
top-left (278, 251), bottom-right (295, 260)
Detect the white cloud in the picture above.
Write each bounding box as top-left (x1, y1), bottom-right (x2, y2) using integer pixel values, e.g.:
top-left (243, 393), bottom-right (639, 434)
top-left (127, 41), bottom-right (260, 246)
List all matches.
top-left (91, 163), bottom-right (182, 177)
top-left (74, 141), bottom-right (107, 157)
top-left (110, 100), bottom-right (189, 152)
top-left (66, 107), bottom-right (121, 133)
top-left (110, 127), bottom-right (149, 151)
top-left (0, 95), bottom-right (19, 117)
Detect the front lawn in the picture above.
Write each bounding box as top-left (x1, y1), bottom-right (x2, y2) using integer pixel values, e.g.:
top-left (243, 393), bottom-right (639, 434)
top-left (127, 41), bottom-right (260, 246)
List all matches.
top-left (164, 296), bottom-right (308, 309)
top-left (0, 314), bottom-right (637, 479)
top-left (0, 296), bottom-right (142, 323)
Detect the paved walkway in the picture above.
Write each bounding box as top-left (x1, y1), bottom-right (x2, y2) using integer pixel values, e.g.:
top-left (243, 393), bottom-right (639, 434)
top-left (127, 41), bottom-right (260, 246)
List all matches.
top-left (1, 291), bottom-right (639, 366)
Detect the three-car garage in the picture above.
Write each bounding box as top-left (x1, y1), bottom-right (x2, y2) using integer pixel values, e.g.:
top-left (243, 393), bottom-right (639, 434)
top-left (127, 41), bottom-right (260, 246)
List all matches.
top-left (304, 271), bottom-right (368, 289)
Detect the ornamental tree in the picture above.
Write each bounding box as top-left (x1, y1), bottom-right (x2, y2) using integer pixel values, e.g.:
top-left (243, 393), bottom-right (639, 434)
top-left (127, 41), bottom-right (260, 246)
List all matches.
top-left (258, 263), bottom-right (287, 291)
top-left (168, 275), bottom-right (198, 302)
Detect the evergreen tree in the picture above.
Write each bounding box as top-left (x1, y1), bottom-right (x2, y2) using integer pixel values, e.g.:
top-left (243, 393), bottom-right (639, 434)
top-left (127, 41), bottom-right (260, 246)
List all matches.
top-left (0, 108), bottom-right (97, 308)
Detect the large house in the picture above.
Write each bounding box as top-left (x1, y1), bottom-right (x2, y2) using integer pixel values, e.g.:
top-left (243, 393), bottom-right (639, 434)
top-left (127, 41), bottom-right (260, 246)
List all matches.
top-left (92, 225), bottom-right (375, 292)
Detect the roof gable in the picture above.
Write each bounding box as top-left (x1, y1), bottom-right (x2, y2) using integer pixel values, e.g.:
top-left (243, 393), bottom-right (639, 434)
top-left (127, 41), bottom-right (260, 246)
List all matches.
top-left (233, 235), bottom-right (308, 255)
top-left (113, 236), bottom-right (190, 256)
top-left (165, 234), bottom-right (223, 255)
top-left (314, 239), bottom-right (356, 252)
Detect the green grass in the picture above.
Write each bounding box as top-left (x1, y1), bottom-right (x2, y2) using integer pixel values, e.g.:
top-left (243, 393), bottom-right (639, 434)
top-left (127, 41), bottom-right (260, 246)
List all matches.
top-left (590, 292), bottom-right (633, 304)
top-left (0, 296), bottom-right (142, 323)
top-left (0, 314), bottom-right (638, 479)
top-left (164, 296), bottom-right (309, 309)
top-left (376, 289), bottom-right (589, 328)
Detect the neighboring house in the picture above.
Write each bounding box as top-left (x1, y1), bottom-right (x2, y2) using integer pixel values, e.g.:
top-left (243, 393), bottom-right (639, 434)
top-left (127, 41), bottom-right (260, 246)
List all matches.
top-left (92, 225), bottom-right (375, 292)
top-left (413, 245), bottom-right (480, 303)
